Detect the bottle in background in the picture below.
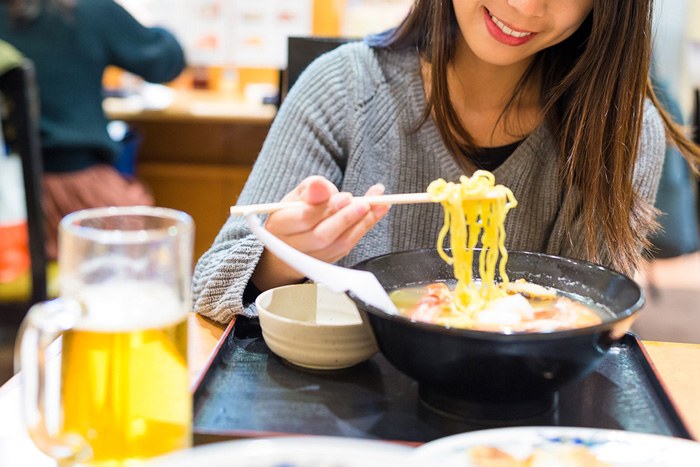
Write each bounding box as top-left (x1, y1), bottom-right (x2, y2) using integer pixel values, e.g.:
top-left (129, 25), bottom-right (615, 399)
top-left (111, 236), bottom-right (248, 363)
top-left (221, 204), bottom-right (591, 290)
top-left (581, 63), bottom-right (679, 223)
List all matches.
top-left (0, 124), bottom-right (29, 283)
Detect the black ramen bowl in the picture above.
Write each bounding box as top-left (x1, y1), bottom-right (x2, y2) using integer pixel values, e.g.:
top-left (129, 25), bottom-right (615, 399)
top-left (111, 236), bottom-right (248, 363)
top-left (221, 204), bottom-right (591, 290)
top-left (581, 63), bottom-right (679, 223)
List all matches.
top-left (348, 249), bottom-right (643, 422)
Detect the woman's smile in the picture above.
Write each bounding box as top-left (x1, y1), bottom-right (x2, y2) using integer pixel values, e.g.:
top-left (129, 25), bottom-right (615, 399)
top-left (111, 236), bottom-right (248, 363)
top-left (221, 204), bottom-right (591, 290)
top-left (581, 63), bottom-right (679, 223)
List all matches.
top-left (483, 6), bottom-right (536, 45)
top-left (453, 0), bottom-right (594, 68)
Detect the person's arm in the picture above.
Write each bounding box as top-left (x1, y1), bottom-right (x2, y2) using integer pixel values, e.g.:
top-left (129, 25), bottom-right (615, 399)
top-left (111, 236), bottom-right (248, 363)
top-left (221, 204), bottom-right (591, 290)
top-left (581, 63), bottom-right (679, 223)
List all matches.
top-left (86, 0), bottom-right (185, 83)
top-left (192, 47), bottom-right (358, 324)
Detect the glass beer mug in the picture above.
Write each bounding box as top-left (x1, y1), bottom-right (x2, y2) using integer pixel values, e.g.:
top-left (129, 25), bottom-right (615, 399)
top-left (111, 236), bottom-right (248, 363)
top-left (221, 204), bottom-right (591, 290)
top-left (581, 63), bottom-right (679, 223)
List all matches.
top-left (16, 207), bottom-right (194, 465)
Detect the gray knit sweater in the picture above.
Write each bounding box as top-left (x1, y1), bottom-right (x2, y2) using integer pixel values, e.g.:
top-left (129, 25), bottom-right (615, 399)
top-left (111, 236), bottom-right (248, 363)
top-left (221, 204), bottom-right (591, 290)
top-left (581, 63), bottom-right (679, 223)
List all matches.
top-left (192, 42), bottom-right (665, 324)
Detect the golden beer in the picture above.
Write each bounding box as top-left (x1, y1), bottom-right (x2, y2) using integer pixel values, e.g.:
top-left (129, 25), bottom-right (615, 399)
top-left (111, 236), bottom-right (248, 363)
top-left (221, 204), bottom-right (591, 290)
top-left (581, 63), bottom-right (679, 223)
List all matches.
top-left (59, 282), bottom-right (191, 465)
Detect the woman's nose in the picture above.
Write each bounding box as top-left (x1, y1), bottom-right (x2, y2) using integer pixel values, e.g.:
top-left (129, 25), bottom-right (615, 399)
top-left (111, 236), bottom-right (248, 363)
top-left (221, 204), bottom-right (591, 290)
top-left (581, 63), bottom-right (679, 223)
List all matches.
top-left (507, 0), bottom-right (546, 17)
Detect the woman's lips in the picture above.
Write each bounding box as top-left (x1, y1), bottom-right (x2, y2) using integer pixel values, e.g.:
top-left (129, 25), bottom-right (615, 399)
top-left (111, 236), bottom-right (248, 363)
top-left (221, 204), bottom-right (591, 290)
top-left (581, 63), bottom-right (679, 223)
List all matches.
top-left (482, 7), bottom-right (536, 46)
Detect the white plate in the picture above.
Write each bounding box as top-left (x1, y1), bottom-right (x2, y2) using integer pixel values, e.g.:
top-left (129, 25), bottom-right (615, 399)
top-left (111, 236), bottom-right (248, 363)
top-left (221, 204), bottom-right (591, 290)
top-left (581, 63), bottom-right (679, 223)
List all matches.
top-left (412, 426), bottom-right (700, 466)
top-left (151, 436), bottom-right (411, 467)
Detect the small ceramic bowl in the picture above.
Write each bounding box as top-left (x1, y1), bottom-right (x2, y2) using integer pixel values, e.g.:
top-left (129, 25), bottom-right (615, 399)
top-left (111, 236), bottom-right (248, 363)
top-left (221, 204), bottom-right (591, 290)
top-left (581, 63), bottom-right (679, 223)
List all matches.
top-left (256, 283), bottom-right (378, 370)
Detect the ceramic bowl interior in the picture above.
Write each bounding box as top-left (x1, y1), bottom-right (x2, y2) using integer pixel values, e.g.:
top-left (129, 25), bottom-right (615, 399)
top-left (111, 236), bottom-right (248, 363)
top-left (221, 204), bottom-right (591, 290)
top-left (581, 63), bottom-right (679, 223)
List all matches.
top-left (256, 283), bottom-right (378, 370)
top-left (349, 249), bottom-right (644, 421)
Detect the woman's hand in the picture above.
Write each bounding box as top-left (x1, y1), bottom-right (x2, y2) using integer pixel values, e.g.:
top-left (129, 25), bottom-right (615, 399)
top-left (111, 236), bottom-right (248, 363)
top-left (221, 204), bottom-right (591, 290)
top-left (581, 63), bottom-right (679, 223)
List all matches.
top-left (250, 175), bottom-right (390, 290)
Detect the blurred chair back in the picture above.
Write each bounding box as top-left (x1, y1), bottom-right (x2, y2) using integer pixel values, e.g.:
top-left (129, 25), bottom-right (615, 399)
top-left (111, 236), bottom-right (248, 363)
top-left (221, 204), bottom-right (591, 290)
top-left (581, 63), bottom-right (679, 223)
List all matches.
top-left (0, 59), bottom-right (47, 325)
top-left (280, 36), bottom-right (355, 105)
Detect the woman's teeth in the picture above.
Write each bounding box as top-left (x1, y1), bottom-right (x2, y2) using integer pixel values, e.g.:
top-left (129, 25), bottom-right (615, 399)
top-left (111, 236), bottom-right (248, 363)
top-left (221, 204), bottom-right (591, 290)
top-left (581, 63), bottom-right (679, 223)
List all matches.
top-left (489, 13), bottom-right (532, 38)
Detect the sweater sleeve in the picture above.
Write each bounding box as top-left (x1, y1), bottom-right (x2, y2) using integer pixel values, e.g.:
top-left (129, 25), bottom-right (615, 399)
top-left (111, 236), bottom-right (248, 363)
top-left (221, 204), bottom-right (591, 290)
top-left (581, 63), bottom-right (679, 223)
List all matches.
top-left (192, 45), bottom-right (358, 324)
top-left (89, 0), bottom-right (185, 83)
top-left (633, 101), bottom-right (666, 208)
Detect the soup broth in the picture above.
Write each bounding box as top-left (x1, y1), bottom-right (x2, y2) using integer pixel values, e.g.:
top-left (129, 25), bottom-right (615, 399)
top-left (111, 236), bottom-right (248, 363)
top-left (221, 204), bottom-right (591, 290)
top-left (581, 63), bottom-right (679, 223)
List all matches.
top-left (390, 280), bottom-right (610, 333)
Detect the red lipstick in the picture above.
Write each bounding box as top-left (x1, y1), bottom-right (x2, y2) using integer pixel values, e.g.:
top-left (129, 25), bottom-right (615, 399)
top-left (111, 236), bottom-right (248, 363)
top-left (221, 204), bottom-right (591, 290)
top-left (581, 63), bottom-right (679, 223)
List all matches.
top-left (482, 7), bottom-right (536, 46)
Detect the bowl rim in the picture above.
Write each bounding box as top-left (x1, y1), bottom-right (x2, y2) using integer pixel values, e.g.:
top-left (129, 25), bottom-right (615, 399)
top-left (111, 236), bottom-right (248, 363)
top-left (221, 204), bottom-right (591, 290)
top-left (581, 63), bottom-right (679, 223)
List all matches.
top-left (348, 248), bottom-right (645, 342)
top-left (255, 283), bottom-right (367, 330)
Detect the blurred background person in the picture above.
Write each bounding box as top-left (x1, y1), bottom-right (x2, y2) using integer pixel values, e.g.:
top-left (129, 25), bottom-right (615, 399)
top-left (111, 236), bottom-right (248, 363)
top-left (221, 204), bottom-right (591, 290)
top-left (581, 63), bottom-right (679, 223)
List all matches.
top-left (647, 0), bottom-right (699, 262)
top-left (0, 0), bottom-right (185, 259)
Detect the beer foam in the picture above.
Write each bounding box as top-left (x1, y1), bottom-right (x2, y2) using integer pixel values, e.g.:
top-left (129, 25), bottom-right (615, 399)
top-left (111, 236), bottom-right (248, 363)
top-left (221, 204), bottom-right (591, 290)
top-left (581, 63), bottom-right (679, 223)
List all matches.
top-left (74, 280), bottom-right (186, 332)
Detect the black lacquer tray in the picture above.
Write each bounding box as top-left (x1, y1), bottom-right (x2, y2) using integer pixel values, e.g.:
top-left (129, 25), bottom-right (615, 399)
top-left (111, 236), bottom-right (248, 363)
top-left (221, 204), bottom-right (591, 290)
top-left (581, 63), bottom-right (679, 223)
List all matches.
top-left (192, 317), bottom-right (691, 445)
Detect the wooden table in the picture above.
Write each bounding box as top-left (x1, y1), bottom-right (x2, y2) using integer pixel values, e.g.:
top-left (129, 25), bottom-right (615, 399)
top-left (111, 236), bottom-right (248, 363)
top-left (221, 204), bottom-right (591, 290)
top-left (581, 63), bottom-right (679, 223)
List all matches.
top-left (641, 340), bottom-right (700, 439)
top-left (188, 313), bottom-right (229, 391)
top-left (1, 314), bottom-right (698, 464)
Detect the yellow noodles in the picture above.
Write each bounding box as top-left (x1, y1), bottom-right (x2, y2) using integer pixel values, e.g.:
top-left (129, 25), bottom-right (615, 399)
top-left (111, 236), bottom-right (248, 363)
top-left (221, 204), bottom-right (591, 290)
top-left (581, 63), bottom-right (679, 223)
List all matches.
top-left (427, 170), bottom-right (517, 326)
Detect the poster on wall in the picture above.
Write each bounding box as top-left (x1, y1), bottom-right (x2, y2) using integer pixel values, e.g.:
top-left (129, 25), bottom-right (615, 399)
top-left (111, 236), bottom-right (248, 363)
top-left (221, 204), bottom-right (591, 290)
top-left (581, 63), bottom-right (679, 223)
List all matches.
top-left (228, 0), bottom-right (313, 69)
top-left (117, 0), bottom-right (312, 69)
top-left (186, 0), bottom-right (228, 66)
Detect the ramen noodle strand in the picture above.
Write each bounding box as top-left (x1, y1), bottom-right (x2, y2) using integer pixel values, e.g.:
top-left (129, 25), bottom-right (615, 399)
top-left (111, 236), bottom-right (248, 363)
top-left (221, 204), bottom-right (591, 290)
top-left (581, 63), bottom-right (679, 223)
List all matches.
top-left (433, 179), bottom-right (455, 266)
top-left (427, 171), bottom-right (517, 324)
top-left (454, 189), bottom-right (480, 312)
top-left (436, 208), bottom-right (452, 266)
top-left (479, 200), bottom-right (499, 301)
top-left (498, 196), bottom-right (512, 283)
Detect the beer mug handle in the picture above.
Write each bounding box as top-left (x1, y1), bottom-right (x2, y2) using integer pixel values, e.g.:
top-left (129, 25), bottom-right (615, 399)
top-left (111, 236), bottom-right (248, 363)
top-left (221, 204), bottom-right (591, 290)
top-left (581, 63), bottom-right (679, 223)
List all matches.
top-left (15, 298), bottom-right (92, 463)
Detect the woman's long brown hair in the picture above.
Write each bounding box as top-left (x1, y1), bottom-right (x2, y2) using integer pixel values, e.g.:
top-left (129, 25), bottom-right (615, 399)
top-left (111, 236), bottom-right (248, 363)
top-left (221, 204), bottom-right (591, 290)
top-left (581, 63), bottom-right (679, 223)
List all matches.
top-left (372, 0), bottom-right (700, 274)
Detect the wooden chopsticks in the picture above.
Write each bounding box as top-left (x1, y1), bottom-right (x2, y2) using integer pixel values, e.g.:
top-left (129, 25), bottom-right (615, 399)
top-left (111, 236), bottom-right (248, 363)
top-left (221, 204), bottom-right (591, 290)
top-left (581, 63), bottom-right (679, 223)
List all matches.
top-left (230, 192), bottom-right (433, 216)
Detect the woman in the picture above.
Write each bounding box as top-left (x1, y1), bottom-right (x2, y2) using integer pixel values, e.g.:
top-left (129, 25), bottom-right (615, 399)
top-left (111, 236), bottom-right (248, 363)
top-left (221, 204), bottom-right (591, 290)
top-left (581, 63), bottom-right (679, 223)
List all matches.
top-left (193, 0), bottom-right (700, 324)
top-left (0, 0), bottom-right (185, 258)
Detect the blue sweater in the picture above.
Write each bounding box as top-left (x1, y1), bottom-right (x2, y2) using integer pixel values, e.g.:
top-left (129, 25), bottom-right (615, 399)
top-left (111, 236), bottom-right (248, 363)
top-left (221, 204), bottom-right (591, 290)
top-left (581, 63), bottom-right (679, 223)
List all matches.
top-left (0, 0), bottom-right (185, 172)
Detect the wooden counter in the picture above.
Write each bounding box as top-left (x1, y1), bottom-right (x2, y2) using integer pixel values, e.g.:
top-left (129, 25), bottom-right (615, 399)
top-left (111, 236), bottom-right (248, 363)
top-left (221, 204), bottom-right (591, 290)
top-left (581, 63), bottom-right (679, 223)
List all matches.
top-left (105, 90), bottom-right (276, 259)
top-left (643, 341), bottom-right (700, 439)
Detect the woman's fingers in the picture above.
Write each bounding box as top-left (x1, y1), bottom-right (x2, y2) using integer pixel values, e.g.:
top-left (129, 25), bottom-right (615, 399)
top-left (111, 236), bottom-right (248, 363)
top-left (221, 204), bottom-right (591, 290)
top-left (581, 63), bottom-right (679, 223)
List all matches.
top-left (365, 183), bottom-right (390, 219)
top-left (280, 175), bottom-right (337, 204)
top-left (308, 199), bottom-right (372, 248)
top-left (286, 183), bottom-right (390, 258)
top-left (315, 212), bottom-right (385, 263)
top-left (266, 176), bottom-right (346, 236)
top-left (251, 181), bottom-right (390, 289)
top-left (263, 177), bottom-right (391, 259)
top-left (302, 176), bottom-right (337, 205)
top-left (312, 184), bottom-right (391, 262)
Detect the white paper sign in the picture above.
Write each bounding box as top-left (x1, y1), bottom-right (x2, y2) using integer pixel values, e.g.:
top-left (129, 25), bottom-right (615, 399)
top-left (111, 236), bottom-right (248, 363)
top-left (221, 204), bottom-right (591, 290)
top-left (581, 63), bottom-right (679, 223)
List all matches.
top-left (229, 0), bottom-right (313, 68)
top-left (118, 0), bottom-right (313, 68)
